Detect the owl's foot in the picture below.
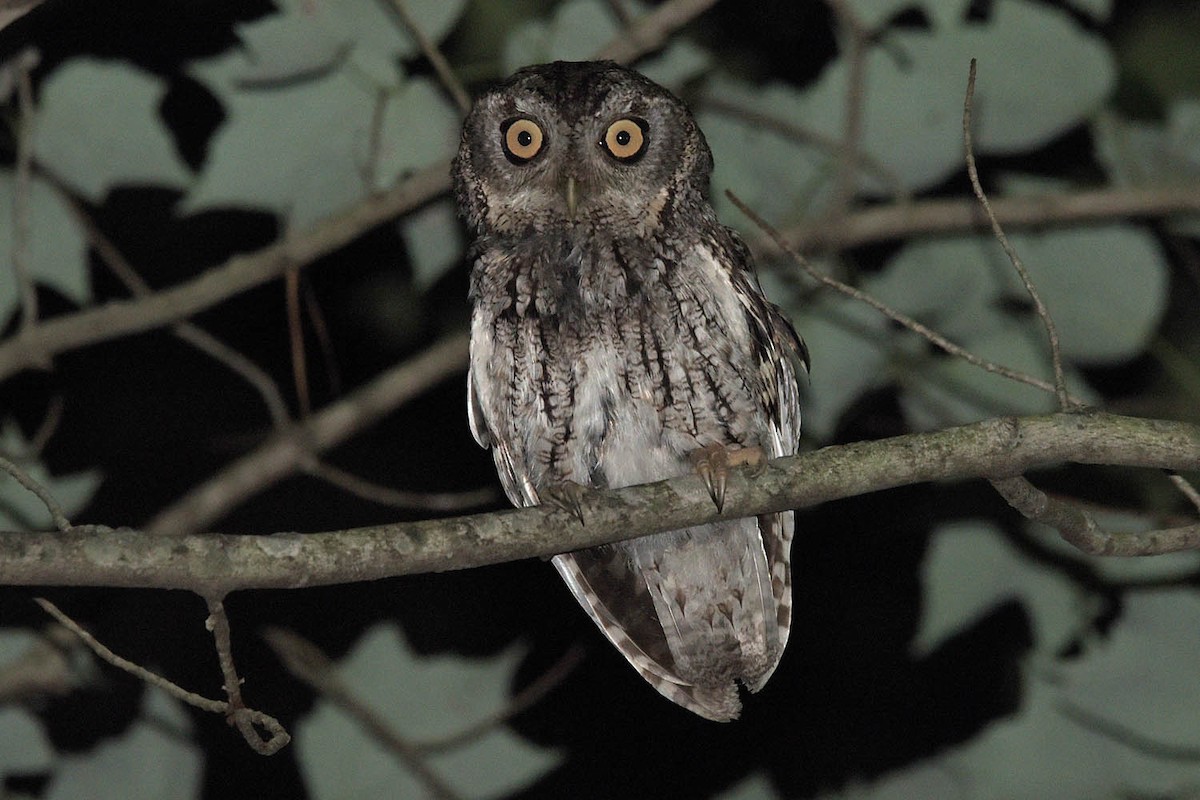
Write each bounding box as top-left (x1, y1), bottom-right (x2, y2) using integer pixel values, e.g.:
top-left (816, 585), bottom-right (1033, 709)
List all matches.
top-left (689, 444), bottom-right (765, 513)
top-left (543, 481), bottom-right (592, 526)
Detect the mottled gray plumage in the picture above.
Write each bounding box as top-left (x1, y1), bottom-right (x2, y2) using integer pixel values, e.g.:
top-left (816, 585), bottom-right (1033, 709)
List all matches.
top-left (452, 61), bottom-right (808, 721)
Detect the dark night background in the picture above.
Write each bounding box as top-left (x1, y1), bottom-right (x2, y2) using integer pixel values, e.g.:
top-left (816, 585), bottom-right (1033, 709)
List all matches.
top-left (1, 1), bottom-right (1197, 797)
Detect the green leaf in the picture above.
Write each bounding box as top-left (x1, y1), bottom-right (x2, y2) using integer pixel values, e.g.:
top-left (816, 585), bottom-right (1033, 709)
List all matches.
top-left (188, 49), bottom-right (457, 225)
top-left (1093, 101), bottom-right (1200, 236)
top-left (997, 227), bottom-right (1168, 364)
top-left (0, 420), bottom-right (102, 531)
top-left (35, 59), bottom-right (190, 200)
top-left (913, 521), bottom-right (1088, 658)
top-left (45, 688), bottom-right (202, 800)
top-left (397, 197), bottom-right (464, 291)
top-left (204, 0), bottom-right (468, 89)
top-left (503, 0), bottom-right (708, 91)
top-left (0, 173), bottom-right (89, 321)
top-left (375, 77), bottom-right (461, 191)
top-left (298, 624), bottom-right (560, 800)
top-left (714, 772), bottom-right (784, 800)
top-left (786, 291), bottom-right (890, 440)
top-left (0, 631), bottom-right (54, 774)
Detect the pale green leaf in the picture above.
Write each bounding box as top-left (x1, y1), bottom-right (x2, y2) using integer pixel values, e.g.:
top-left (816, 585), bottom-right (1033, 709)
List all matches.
top-left (398, 197), bottom-right (463, 291)
top-left (898, 319), bottom-right (1096, 429)
top-left (0, 707), bottom-right (53, 774)
top-left (714, 772), bottom-right (783, 800)
top-left (998, 227), bottom-right (1168, 364)
top-left (0, 420), bottom-right (102, 531)
top-left (913, 521), bottom-right (1089, 658)
top-left (1093, 102), bottom-right (1200, 236)
top-left (374, 77), bottom-right (461, 190)
top-left (299, 624), bottom-right (560, 800)
top-left (1063, 0), bottom-right (1112, 22)
top-left (200, 0), bottom-right (467, 89)
top-left (0, 173), bottom-right (89, 321)
top-left (46, 688), bottom-right (201, 800)
top-left (35, 59), bottom-right (190, 200)
top-left (183, 68), bottom-right (376, 225)
top-left (786, 290), bottom-right (890, 440)
top-left (0, 629), bottom-right (55, 774)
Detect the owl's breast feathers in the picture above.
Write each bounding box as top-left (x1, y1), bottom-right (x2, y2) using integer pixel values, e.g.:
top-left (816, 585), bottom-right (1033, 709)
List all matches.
top-left (467, 221), bottom-right (805, 720)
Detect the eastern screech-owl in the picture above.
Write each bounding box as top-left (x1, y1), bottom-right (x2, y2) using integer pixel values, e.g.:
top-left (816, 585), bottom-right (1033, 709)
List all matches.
top-left (452, 61), bottom-right (808, 721)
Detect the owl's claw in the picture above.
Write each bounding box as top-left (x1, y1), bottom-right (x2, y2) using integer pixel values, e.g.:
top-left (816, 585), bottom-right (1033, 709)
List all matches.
top-left (690, 444), bottom-right (767, 514)
top-left (543, 481), bottom-right (591, 526)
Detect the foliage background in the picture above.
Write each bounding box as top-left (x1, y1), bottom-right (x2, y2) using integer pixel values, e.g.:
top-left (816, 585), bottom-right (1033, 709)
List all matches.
top-left (1, 0), bottom-right (1200, 797)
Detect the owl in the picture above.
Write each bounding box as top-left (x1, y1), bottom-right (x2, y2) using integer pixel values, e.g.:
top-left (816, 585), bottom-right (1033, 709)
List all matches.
top-left (452, 61), bottom-right (808, 721)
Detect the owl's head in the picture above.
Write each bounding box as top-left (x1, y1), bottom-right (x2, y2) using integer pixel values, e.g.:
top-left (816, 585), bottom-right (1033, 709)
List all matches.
top-left (452, 61), bottom-right (714, 238)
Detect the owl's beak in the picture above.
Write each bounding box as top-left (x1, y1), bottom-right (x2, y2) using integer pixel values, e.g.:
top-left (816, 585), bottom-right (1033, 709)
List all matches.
top-left (564, 176), bottom-right (579, 220)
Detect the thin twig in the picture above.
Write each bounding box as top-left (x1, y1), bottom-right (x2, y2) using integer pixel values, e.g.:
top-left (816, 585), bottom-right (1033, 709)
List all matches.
top-left (24, 394), bottom-right (65, 458)
top-left (388, 0), bottom-right (471, 115)
top-left (414, 643), bottom-right (586, 754)
top-left (0, 453), bottom-right (72, 531)
top-left (145, 331), bottom-right (471, 536)
top-left (206, 595), bottom-right (291, 755)
top-left (12, 49), bottom-right (39, 340)
top-left (35, 598), bottom-right (225, 713)
top-left (1166, 471), bottom-right (1200, 515)
top-left (285, 269), bottom-right (311, 418)
top-left (63, 196), bottom-right (292, 428)
top-left (307, 460), bottom-right (498, 512)
top-left (989, 475), bottom-right (1200, 556)
top-left (727, 190), bottom-right (1084, 402)
top-left (264, 628), bottom-right (463, 800)
top-left (603, 0), bottom-right (635, 29)
top-left (593, 0), bottom-right (718, 63)
top-left (963, 59), bottom-right (1071, 410)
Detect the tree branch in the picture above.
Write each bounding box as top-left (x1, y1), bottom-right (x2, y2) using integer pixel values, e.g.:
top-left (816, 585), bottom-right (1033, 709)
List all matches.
top-left (0, 163), bottom-right (450, 381)
top-left (2, 412), bottom-right (1197, 592)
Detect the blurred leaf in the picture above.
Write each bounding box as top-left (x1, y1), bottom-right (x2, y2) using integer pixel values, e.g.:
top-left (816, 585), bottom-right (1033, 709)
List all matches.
top-left (398, 197), bottom-right (464, 291)
top-left (913, 520), bottom-right (1090, 658)
top-left (202, 0), bottom-right (468, 88)
top-left (375, 77), bottom-right (461, 191)
top-left (785, 290), bottom-right (890, 440)
top-left (45, 688), bottom-right (201, 800)
top-left (186, 62), bottom-right (457, 226)
top-left (0, 172), bottom-right (89, 321)
top-left (503, 0), bottom-right (709, 91)
top-left (1093, 100), bottom-right (1200, 236)
top-left (35, 59), bottom-right (191, 200)
top-left (1063, 0), bottom-right (1112, 23)
top-left (0, 630), bottom-right (55, 774)
top-left (715, 772), bottom-right (784, 800)
top-left (0, 420), bottom-right (102, 531)
top-left (298, 623), bottom-right (560, 800)
top-left (897, 319), bottom-right (1096, 429)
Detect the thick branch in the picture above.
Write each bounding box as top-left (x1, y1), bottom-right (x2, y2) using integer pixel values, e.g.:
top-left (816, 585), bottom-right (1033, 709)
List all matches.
top-left (2, 412), bottom-right (1197, 592)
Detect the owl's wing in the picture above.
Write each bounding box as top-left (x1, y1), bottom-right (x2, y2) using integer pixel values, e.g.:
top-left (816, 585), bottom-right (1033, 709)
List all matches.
top-left (468, 359), bottom-right (541, 508)
top-left (552, 548), bottom-right (748, 722)
top-left (722, 229), bottom-right (808, 660)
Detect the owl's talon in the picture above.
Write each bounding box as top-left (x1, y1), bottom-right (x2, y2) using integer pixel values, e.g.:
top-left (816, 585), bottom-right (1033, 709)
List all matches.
top-left (690, 444), bottom-right (730, 513)
top-left (544, 481), bottom-right (590, 526)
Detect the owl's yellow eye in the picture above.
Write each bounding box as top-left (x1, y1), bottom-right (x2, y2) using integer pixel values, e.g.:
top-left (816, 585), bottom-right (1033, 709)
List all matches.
top-left (501, 118), bottom-right (544, 163)
top-left (602, 118), bottom-right (648, 161)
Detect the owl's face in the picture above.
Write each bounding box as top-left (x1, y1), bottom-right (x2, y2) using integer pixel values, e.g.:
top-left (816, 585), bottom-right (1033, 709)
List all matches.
top-left (452, 61), bottom-right (713, 238)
